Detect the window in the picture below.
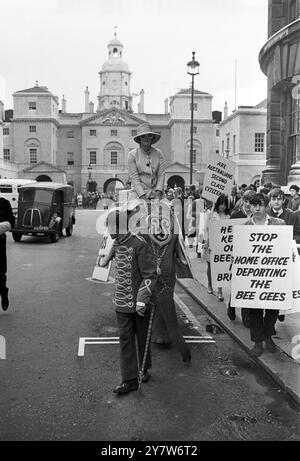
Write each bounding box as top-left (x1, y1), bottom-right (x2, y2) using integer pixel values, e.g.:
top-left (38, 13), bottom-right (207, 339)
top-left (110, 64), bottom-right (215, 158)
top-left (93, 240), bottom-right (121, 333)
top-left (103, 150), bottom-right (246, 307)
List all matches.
top-left (67, 152), bottom-right (74, 166)
top-left (226, 134), bottom-right (230, 151)
top-left (233, 135), bottom-right (236, 154)
top-left (3, 149), bottom-right (10, 161)
top-left (222, 140), bottom-right (224, 154)
top-left (111, 129), bottom-right (117, 136)
top-left (255, 133), bottom-right (265, 152)
top-left (193, 126), bottom-right (197, 134)
top-left (29, 148), bottom-right (37, 163)
top-left (90, 129), bottom-right (96, 136)
top-left (289, 87), bottom-right (300, 165)
top-left (216, 149), bottom-right (220, 154)
top-left (190, 103), bottom-right (198, 111)
top-left (216, 129), bottom-right (220, 136)
top-left (29, 102), bottom-right (36, 110)
top-left (67, 130), bottom-right (74, 138)
top-left (89, 151), bottom-right (96, 165)
top-left (131, 130), bottom-right (137, 137)
top-left (29, 125), bottom-right (36, 133)
top-left (3, 128), bottom-right (9, 135)
top-left (111, 151), bottom-right (118, 165)
top-left (125, 101), bottom-right (128, 110)
top-left (192, 149), bottom-right (196, 164)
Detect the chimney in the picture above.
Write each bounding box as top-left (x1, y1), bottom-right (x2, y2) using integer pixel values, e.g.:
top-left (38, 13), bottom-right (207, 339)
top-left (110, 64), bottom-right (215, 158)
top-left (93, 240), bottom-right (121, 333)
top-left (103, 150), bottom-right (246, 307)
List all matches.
top-left (85, 86), bottom-right (90, 112)
top-left (164, 98), bottom-right (169, 114)
top-left (224, 101), bottom-right (228, 119)
top-left (89, 101), bottom-right (94, 113)
top-left (61, 95), bottom-right (66, 113)
top-left (138, 89), bottom-right (144, 113)
top-left (0, 101), bottom-right (4, 120)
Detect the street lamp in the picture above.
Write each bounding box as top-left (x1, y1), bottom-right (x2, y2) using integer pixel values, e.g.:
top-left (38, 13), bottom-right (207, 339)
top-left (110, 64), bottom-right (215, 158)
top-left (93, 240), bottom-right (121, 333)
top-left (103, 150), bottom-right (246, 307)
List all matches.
top-left (187, 51), bottom-right (200, 186)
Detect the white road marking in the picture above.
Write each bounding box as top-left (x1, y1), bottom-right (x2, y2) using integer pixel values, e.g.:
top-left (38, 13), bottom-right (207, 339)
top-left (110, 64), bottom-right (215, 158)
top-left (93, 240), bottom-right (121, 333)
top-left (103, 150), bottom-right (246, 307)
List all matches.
top-left (78, 291), bottom-right (215, 357)
top-left (78, 335), bottom-right (214, 356)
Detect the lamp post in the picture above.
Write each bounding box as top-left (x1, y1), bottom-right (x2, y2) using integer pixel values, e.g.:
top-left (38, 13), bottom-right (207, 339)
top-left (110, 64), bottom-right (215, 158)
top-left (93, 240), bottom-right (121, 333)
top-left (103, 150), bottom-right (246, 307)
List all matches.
top-left (187, 51), bottom-right (200, 186)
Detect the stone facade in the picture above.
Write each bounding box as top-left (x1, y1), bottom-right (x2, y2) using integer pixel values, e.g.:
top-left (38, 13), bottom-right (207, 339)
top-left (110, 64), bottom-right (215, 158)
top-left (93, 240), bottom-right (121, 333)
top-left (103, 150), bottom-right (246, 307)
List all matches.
top-left (219, 103), bottom-right (267, 186)
top-left (1, 35), bottom-right (220, 193)
top-left (259, 0), bottom-right (300, 186)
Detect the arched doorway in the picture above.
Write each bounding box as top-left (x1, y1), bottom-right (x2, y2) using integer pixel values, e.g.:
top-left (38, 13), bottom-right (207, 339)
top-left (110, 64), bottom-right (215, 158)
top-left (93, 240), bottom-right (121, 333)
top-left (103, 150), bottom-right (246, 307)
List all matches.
top-left (36, 175), bottom-right (52, 182)
top-left (167, 175), bottom-right (185, 190)
top-left (103, 178), bottom-right (124, 193)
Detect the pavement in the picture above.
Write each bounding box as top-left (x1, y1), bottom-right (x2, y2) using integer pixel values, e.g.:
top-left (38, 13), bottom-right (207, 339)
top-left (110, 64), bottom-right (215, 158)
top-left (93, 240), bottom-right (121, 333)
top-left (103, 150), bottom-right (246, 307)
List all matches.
top-left (177, 240), bottom-right (300, 407)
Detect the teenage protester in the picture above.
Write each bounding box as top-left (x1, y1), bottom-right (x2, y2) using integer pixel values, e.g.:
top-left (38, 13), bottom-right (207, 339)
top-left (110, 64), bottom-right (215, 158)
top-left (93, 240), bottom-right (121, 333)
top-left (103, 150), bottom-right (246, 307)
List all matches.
top-left (267, 187), bottom-right (298, 323)
top-left (127, 122), bottom-right (166, 201)
top-left (0, 197), bottom-right (15, 311)
top-left (203, 194), bottom-right (230, 301)
top-left (100, 208), bottom-right (157, 395)
top-left (244, 193), bottom-right (285, 357)
top-left (227, 190), bottom-right (256, 324)
top-left (287, 185), bottom-right (300, 211)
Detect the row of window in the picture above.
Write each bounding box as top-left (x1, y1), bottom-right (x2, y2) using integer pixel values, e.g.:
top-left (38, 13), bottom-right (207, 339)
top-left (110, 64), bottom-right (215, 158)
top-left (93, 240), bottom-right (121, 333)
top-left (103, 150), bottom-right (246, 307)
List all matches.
top-left (2, 149), bottom-right (120, 166)
top-left (221, 133), bottom-right (265, 155)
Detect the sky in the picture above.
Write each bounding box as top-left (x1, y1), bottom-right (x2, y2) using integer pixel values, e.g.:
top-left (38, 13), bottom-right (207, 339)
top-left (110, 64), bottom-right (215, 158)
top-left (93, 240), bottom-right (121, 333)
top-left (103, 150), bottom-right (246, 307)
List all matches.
top-left (0, 0), bottom-right (268, 115)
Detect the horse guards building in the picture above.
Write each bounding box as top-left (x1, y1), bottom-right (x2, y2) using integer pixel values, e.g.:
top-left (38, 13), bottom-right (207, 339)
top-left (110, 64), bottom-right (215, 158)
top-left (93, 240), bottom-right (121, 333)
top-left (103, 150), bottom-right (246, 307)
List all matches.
top-left (0, 0), bottom-right (299, 194)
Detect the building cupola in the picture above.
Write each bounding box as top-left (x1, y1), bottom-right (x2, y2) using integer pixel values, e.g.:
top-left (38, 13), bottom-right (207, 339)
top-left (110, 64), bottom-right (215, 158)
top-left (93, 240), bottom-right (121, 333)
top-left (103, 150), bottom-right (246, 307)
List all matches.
top-left (97, 30), bottom-right (132, 112)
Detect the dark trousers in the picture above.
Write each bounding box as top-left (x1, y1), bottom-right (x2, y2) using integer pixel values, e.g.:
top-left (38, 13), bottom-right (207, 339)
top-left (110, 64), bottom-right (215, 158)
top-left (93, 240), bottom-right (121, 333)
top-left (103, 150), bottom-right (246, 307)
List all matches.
top-left (249, 309), bottom-right (279, 343)
top-left (0, 237), bottom-right (7, 295)
top-left (152, 289), bottom-right (191, 362)
top-left (115, 310), bottom-right (151, 382)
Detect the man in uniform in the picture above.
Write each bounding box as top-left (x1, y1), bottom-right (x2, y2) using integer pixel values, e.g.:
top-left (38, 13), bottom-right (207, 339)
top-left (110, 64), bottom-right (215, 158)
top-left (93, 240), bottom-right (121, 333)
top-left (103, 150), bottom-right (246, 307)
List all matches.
top-left (0, 196), bottom-right (15, 311)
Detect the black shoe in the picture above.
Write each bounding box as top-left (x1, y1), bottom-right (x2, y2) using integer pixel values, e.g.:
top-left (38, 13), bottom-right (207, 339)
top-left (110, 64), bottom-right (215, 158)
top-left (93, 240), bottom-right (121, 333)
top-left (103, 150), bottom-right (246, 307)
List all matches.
top-left (278, 314), bottom-right (285, 322)
top-left (227, 305), bottom-right (236, 321)
top-left (113, 379), bottom-right (138, 395)
top-left (265, 338), bottom-right (276, 353)
top-left (142, 370), bottom-right (151, 383)
top-left (251, 342), bottom-right (263, 357)
top-left (241, 308), bottom-right (250, 328)
top-left (1, 288), bottom-right (9, 311)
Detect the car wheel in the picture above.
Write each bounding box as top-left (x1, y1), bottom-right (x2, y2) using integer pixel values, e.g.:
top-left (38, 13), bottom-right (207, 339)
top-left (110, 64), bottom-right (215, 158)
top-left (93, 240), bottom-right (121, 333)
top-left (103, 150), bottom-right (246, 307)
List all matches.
top-left (49, 230), bottom-right (59, 243)
top-left (12, 233), bottom-right (22, 242)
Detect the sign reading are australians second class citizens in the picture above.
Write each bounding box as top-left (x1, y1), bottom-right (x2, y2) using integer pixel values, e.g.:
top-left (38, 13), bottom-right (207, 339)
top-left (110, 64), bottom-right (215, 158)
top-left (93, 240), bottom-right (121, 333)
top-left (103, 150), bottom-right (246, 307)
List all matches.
top-left (231, 226), bottom-right (293, 310)
top-left (202, 154), bottom-right (235, 203)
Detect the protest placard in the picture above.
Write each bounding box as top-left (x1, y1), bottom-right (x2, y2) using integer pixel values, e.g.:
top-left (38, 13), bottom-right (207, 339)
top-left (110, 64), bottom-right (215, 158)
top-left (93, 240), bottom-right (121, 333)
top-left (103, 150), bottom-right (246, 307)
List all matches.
top-left (92, 231), bottom-right (114, 282)
top-left (286, 241), bottom-right (300, 314)
top-left (231, 225), bottom-right (293, 309)
top-left (209, 218), bottom-right (247, 287)
top-left (202, 154), bottom-right (235, 203)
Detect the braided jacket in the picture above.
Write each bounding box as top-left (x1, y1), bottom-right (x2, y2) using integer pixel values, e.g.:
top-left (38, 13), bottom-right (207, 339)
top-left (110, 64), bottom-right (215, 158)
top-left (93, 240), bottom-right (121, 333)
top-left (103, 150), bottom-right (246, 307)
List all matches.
top-left (113, 232), bottom-right (157, 314)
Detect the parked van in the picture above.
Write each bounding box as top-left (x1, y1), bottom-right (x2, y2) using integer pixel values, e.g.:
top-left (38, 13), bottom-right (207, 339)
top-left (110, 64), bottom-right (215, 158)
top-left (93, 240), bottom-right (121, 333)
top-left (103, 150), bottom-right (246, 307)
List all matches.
top-left (0, 179), bottom-right (36, 215)
top-left (12, 182), bottom-right (76, 243)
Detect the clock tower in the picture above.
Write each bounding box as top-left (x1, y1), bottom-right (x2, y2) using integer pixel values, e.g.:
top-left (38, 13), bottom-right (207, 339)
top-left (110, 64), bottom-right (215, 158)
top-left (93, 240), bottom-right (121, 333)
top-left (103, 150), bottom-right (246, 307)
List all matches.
top-left (97, 33), bottom-right (133, 112)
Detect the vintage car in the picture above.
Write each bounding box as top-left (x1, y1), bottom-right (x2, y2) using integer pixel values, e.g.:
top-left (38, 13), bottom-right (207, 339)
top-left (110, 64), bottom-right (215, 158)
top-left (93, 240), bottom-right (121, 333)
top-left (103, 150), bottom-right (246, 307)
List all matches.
top-left (11, 182), bottom-right (76, 243)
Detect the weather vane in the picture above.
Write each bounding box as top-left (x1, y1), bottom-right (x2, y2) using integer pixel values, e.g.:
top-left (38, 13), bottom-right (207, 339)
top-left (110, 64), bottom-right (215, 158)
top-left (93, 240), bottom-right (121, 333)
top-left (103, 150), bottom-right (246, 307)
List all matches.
top-left (114, 25), bottom-right (117, 38)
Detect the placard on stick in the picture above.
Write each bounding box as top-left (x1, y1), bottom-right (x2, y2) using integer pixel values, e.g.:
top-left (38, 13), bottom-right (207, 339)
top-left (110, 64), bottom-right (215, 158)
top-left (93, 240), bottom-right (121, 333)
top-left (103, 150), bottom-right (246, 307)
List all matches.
top-left (202, 154), bottom-right (235, 204)
top-left (92, 231), bottom-right (114, 282)
top-left (209, 218), bottom-right (247, 288)
top-left (231, 225), bottom-right (293, 309)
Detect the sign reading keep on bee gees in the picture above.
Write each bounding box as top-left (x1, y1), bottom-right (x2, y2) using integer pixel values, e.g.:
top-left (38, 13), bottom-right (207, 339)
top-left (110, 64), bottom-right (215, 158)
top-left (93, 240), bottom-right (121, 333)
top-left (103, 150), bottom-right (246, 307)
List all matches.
top-left (231, 226), bottom-right (293, 309)
top-left (202, 154), bottom-right (235, 203)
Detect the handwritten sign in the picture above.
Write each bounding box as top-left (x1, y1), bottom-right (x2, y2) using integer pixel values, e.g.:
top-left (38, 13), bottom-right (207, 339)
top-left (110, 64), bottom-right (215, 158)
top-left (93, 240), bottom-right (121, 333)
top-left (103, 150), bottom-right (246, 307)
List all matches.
top-left (209, 218), bottom-right (247, 287)
top-left (231, 226), bottom-right (293, 309)
top-left (202, 154), bottom-right (235, 203)
top-left (286, 241), bottom-right (300, 314)
top-left (92, 231), bottom-right (114, 282)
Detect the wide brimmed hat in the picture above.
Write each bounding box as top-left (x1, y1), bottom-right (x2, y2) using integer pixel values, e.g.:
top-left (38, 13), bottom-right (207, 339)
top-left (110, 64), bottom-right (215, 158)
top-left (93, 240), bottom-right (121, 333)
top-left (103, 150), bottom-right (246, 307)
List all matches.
top-left (133, 122), bottom-right (161, 144)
